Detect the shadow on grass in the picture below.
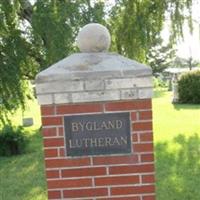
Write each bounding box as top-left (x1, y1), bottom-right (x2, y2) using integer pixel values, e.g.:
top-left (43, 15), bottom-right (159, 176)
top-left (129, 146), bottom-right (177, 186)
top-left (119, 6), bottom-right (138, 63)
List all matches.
top-left (153, 88), bottom-right (168, 98)
top-left (0, 129), bottom-right (47, 200)
top-left (173, 103), bottom-right (200, 111)
top-left (155, 134), bottom-right (200, 200)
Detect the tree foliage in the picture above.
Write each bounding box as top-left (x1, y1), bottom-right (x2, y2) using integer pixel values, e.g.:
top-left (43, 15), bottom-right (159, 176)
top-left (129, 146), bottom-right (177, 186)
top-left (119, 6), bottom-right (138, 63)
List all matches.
top-left (0, 0), bottom-right (196, 123)
top-left (147, 37), bottom-right (176, 74)
top-left (0, 1), bottom-right (33, 123)
top-left (109, 0), bottom-right (193, 62)
top-left (0, 0), bottom-right (105, 123)
top-left (31, 0), bottom-right (106, 69)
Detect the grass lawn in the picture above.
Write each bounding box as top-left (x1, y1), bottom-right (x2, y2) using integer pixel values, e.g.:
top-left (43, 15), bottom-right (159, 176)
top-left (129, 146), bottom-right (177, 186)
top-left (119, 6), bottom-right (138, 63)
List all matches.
top-left (154, 89), bottom-right (200, 200)
top-left (0, 100), bottom-right (47, 200)
top-left (0, 89), bottom-right (200, 200)
top-left (153, 89), bottom-right (200, 142)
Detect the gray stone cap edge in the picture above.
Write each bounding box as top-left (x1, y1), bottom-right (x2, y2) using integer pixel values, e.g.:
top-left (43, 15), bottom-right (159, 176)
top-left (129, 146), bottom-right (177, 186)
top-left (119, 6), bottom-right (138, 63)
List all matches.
top-left (37, 88), bottom-right (153, 105)
top-left (35, 52), bottom-right (153, 105)
top-left (36, 76), bottom-right (153, 105)
top-left (35, 52), bottom-right (152, 84)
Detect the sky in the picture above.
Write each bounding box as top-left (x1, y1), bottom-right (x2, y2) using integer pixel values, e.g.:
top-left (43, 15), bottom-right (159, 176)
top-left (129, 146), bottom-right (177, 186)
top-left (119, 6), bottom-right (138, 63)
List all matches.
top-left (163, 1), bottom-right (200, 61)
top-left (176, 21), bottom-right (200, 61)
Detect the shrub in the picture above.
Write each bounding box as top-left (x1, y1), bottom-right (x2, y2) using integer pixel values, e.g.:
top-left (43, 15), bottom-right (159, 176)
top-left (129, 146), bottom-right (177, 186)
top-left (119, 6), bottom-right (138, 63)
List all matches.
top-left (0, 125), bottom-right (28, 156)
top-left (178, 70), bottom-right (200, 104)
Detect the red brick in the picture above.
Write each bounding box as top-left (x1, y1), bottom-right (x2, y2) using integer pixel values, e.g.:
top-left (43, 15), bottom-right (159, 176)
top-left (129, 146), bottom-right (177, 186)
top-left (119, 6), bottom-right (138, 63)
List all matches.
top-left (142, 174), bottom-right (155, 183)
top-left (99, 197), bottom-right (140, 200)
top-left (111, 185), bottom-right (155, 195)
top-left (105, 100), bottom-right (151, 111)
top-left (42, 127), bottom-right (57, 137)
top-left (142, 195), bottom-right (156, 200)
top-left (56, 103), bottom-right (103, 114)
top-left (58, 127), bottom-right (64, 136)
top-left (44, 148), bottom-right (58, 158)
top-left (44, 138), bottom-right (64, 147)
top-left (105, 101), bottom-right (137, 111)
top-left (62, 167), bottom-right (106, 178)
top-left (93, 155), bottom-right (138, 165)
top-left (48, 178), bottom-right (92, 189)
top-left (95, 175), bottom-right (139, 186)
top-left (46, 170), bottom-right (59, 179)
top-left (131, 112), bottom-right (137, 121)
top-left (132, 133), bottom-right (138, 142)
top-left (139, 111), bottom-right (152, 120)
top-left (135, 99), bottom-right (152, 109)
top-left (48, 190), bottom-right (61, 199)
top-left (109, 164), bottom-right (155, 175)
top-left (133, 143), bottom-right (154, 153)
top-left (42, 116), bottom-right (62, 126)
top-left (63, 188), bottom-right (108, 198)
top-left (59, 148), bottom-right (65, 157)
top-left (141, 153), bottom-right (154, 162)
top-left (140, 132), bottom-right (153, 142)
top-left (133, 122), bottom-right (152, 131)
top-left (45, 158), bottom-right (90, 168)
top-left (41, 105), bottom-right (55, 116)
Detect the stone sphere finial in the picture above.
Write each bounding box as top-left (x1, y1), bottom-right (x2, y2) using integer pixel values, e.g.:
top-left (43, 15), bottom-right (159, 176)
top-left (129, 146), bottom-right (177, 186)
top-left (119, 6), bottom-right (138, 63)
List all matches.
top-left (77, 23), bottom-right (111, 53)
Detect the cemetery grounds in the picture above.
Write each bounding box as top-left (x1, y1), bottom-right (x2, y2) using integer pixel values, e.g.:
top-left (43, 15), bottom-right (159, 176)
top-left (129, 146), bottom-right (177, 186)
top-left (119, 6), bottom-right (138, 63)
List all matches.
top-left (0, 89), bottom-right (200, 200)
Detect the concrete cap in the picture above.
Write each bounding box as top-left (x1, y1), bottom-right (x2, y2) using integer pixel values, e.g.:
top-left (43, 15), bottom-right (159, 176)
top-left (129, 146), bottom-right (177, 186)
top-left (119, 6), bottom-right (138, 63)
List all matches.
top-left (36, 52), bottom-right (152, 83)
top-left (77, 23), bottom-right (111, 53)
top-left (35, 23), bottom-right (153, 105)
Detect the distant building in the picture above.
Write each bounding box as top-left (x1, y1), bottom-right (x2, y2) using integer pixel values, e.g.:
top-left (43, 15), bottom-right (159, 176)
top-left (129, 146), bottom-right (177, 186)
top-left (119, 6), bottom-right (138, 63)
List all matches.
top-left (164, 67), bottom-right (199, 75)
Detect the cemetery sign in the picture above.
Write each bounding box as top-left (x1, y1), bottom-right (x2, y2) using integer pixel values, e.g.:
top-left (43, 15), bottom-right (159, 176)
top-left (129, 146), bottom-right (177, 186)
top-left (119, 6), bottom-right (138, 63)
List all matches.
top-left (64, 112), bottom-right (131, 157)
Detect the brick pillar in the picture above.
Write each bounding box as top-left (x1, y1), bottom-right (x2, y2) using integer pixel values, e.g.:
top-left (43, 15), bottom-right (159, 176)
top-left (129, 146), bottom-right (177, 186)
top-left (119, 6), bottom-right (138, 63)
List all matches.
top-left (36, 23), bottom-right (155, 200)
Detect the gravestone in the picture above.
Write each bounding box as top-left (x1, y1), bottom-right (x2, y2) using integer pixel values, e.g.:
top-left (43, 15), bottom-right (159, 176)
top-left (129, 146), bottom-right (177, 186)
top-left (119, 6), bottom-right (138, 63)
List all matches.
top-left (36, 23), bottom-right (155, 200)
top-left (22, 117), bottom-right (33, 127)
top-left (172, 74), bottom-right (179, 103)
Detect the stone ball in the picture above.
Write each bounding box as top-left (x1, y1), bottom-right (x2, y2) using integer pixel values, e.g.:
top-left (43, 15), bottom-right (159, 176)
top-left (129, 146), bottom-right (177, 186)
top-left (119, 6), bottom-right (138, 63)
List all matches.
top-left (77, 23), bottom-right (111, 53)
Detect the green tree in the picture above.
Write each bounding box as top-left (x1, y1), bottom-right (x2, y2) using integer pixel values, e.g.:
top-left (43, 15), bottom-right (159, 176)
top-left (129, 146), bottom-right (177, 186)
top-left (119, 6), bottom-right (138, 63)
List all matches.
top-left (0, 0), bottom-right (196, 123)
top-left (109, 0), bottom-right (194, 63)
top-left (0, 1), bottom-right (34, 123)
top-left (147, 38), bottom-right (176, 74)
top-left (0, 0), bottom-right (105, 123)
top-left (31, 0), bottom-right (106, 69)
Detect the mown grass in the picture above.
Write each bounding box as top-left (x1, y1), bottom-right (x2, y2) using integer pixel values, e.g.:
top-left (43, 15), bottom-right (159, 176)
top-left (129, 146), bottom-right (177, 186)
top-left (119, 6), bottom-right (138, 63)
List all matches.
top-left (153, 89), bottom-right (200, 142)
top-left (0, 90), bottom-right (200, 200)
top-left (153, 89), bottom-right (200, 200)
top-left (156, 134), bottom-right (200, 200)
top-left (0, 131), bottom-right (46, 200)
top-left (0, 100), bottom-right (47, 200)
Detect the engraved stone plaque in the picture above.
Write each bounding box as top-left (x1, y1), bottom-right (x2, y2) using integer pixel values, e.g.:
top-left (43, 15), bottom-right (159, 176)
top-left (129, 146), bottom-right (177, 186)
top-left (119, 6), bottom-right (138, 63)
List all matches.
top-left (64, 112), bottom-right (131, 157)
